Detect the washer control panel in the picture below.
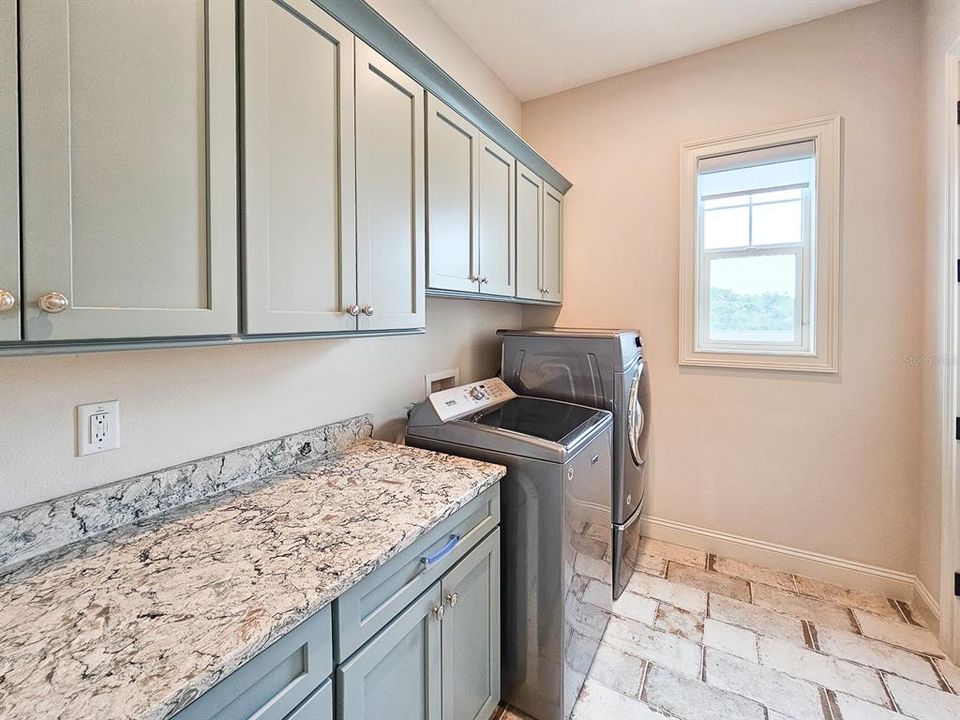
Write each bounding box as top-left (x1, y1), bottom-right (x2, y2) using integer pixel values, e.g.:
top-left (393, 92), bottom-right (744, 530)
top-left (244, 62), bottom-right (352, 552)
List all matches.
top-left (428, 377), bottom-right (516, 423)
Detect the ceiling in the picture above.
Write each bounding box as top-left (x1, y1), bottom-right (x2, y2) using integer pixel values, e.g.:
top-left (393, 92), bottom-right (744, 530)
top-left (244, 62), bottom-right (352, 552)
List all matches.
top-left (424, 0), bottom-right (880, 101)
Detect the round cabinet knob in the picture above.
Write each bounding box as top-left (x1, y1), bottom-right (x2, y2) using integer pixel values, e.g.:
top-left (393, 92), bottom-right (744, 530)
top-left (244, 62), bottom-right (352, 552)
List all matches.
top-left (38, 291), bottom-right (69, 314)
top-left (480, 277), bottom-right (489, 285)
top-left (446, 592), bottom-right (459, 607)
top-left (469, 274), bottom-right (480, 283)
top-left (0, 289), bottom-right (15, 312)
top-left (345, 304), bottom-right (361, 316)
top-left (361, 305), bottom-right (374, 316)
top-left (433, 605), bottom-right (445, 621)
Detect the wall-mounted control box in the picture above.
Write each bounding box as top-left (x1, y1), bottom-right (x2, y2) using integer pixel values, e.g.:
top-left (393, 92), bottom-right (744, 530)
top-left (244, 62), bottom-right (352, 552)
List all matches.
top-left (77, 400), bottom-right (120, 456)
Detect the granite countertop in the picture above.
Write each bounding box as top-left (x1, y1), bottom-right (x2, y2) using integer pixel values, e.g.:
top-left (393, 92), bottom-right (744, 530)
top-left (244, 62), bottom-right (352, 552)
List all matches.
top-left (0, 440), bottom-right (505, 720)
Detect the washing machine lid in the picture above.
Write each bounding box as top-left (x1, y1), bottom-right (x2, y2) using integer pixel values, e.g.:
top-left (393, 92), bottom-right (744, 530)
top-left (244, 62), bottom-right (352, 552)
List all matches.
top-left (406, 395), bottom-right (612, 463)
top-left (473, 396), bottom-right (604, 446)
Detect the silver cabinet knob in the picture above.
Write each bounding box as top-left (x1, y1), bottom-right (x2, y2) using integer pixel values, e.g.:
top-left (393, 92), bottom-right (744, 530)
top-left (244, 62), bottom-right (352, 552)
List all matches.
top-left (480, 277), bottom-right (489, 284)
top-left (445, 592), bottom-right (459, 607)
top-left (38, 291), bottom-right (69, 314)
top-left (469, 274), bottom-right (480, 283)
top-left (361, 305), bottom-right (374, 316)
top-left (433, 604), bottom-right (445, 621)
top-left (0, 289), bottom-right (15, 312)
top-left (345, 304), bottom-right (360, 316)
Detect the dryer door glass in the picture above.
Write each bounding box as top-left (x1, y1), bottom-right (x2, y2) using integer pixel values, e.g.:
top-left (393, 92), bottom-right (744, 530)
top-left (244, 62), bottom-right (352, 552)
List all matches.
top-left (628, 362), bottom-right (646, 465)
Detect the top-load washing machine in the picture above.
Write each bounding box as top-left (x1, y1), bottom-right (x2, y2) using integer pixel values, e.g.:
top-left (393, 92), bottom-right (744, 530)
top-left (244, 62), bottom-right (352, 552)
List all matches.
top-left (499, 328), bottom-right (650, 599)
top-left (406, 377), bottom-right (614, 720)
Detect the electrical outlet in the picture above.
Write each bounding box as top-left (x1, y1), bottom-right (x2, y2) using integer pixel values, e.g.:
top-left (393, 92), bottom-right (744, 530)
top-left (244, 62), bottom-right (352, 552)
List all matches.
top-left (77, 400), bottom-right (120, 456)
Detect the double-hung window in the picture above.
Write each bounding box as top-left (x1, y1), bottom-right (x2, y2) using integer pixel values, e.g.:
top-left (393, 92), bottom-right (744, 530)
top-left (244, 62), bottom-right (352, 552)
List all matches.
top-left (680, 117), bottom-right (841, 372)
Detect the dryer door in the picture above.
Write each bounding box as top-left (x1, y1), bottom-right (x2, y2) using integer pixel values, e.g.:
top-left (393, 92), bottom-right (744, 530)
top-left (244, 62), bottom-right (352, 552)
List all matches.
top-left (628, 361), bottom-right (648, 466)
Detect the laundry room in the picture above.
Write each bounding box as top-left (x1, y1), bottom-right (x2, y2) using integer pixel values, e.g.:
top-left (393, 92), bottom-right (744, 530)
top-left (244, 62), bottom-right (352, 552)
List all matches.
top-left (0, 1), bottom-right (958, 719)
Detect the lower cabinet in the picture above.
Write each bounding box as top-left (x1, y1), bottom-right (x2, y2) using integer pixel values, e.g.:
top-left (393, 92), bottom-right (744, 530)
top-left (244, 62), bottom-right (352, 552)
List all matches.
top-left (173, 489), bottom-right (500, 720)
top-left (339, 528), bottom-right (501, 720)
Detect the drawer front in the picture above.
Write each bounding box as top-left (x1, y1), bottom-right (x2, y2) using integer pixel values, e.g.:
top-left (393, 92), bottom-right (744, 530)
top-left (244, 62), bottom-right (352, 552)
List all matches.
top-left (285, 677), bottom-right (333, 720)
top-left (334, 483), bottom-right (499, 662)
top-left (174, 605), bottom-right (333, 720)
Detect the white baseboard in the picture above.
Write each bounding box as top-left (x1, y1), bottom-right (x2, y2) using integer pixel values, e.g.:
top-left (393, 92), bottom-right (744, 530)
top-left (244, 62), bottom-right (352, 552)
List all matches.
top-left (642, 515), bottom-right (942, 625)
top-left (912, 579), bottom-right (941, 635)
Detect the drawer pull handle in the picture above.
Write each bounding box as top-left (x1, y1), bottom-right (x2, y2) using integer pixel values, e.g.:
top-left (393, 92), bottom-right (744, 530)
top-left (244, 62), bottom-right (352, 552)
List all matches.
top-left (591, 454), bottom-right (600, 465)
top-left (421, 534), bottom-right (461, 568)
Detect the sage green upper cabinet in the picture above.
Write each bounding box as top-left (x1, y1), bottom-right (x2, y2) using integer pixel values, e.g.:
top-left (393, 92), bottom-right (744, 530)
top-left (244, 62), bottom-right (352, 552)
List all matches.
top-left (242, 0), bottom-right (356, 335)
top-left (355, 41), bottom-right (426, 331)
top-left (541, 182), bottom-right (564, 303)
top-left (516, 163), bottom-right (563, 304)
top-left (427, 95), bottom-right (479, 294)
top-left (18, 0), bottom-right (238, 341)
top-left (476, 135), bottom-right (515, 298)
top-left (516, 163), bottom-right (544, 301)
top-left (427, 95), bottom-right (515, 299)
top-left (0, 0), bottom-right (20, 342)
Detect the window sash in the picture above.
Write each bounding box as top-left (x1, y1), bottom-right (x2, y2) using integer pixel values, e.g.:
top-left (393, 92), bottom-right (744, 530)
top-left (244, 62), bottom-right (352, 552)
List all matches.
top-left (695, 184), bottom-right (814, 354)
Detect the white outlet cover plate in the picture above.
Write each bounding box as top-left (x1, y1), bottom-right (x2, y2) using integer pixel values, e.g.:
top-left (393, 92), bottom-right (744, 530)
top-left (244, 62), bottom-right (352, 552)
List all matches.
top-left (77, 400), bottom-right (120, 456)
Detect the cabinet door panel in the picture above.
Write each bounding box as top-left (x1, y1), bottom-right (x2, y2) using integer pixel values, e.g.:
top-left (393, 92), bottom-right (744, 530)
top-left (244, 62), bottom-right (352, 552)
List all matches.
top-left (355, 42), bottom-right (425, 331)
top-left (542, 183), bottom-right (563, 303)
top-left (516, 163), bottom-right (543, 301)
top-left (243, 0), bottom-right (356, 334)
top-left (477, 136), bottom-right (515, 297)
top-left (19, 0), bottom-right (237, 340)
top-left (441, 529), bottom-right (501, 720)
top-left (426, 94), bottom-right (478, 294)
top-left (0, 0), bottom-right (20, 341)
top-left (338, 585), bottom-right (441, 720)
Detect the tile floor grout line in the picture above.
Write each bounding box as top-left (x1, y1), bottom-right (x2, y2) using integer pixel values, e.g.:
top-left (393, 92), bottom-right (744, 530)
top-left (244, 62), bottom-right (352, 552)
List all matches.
top-left (877, 671), bottom-right (900, 713)
top-left (927, 654), bottom-right (954, 694)
top-left (890, 598), bottom-right (910, 624)
top-left (824, 688), bottom-right (844, 720)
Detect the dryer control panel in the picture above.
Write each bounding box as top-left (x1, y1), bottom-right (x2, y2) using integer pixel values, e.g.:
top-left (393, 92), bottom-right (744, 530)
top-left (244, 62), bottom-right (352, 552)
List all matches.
top-left (428, 377), bottom-right (516, 423)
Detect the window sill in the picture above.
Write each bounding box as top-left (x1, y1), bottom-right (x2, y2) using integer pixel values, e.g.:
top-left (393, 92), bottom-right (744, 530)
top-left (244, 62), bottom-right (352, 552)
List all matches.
top-left (680, 350), bottom-right (838, 373)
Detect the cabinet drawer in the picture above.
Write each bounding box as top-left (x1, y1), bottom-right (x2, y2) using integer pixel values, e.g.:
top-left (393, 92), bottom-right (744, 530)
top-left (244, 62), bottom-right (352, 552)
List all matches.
top-left (334, 483), bottom-right (499, 662)
top-left (285, 677), bottom-right (333, 720)
top-left (174, 605), bottom-right (333, 720)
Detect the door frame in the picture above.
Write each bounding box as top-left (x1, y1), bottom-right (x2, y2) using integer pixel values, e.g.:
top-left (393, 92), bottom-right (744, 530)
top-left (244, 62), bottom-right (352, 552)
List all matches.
top-left (940, 42), bottom-right (960, 661)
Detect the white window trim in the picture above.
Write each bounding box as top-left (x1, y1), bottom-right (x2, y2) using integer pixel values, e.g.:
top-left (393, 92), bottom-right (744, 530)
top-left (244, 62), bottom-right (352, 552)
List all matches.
top-left (679, 115), bottom-right (841, 373)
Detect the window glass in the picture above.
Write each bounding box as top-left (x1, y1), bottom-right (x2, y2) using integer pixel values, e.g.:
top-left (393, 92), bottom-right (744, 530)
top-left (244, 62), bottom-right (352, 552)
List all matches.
top-left (752, 199), bottom-right (802, 246)
top-left (708, 254), bottom-right (797, 344)
top-left (703, 205), bottom-right (749, 249)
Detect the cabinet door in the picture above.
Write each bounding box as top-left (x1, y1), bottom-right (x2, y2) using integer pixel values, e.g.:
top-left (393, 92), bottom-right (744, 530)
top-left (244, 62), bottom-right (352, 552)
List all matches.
top-left (242, 0), bottom-right (356, 335)
top-left (441, 529), bottom-right (501, 720)
top-left (477, 136), bottom-right (515, 298)
top-left (355, 41), bottom-right (425, 331)
top-left (19, 0), bottom-right (238, 341)
top-left (427, 94), bottom-right (479, 294)
top-left (516, 162), bottom-right (543, 301)
top-left (338, 585), bottom-right (442, 720)
top-left (0, 0), bottom-right (19, 341)
top-left (542, 182), bottom-right (564, 303)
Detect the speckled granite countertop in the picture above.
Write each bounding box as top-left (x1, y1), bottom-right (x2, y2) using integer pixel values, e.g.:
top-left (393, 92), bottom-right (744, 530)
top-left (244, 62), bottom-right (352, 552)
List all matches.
top-left (0, 440), bottom-right (505, 720)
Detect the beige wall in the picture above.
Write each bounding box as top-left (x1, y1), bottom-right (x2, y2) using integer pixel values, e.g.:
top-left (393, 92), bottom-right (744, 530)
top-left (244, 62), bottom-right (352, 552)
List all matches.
top-left (367, 0), bottom-right (521, 132)
top-left (523, 0), bottom-right (925, 574)
top-left (0, 1), bottom-right (523, 513)
top-left (919, 0), bottom-right (960, 607)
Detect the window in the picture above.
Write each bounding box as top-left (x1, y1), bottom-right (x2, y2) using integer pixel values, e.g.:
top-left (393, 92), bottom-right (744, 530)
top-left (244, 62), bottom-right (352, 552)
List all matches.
top-left (680, 117), bottom-right (841, 372)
